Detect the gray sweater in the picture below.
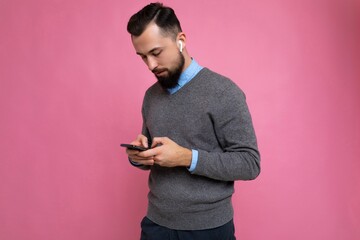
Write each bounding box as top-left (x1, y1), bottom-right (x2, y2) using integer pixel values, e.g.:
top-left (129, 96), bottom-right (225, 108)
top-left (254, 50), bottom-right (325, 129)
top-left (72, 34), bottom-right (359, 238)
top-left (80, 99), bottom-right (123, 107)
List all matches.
top-left (138, 68), bottom-right (260, 230)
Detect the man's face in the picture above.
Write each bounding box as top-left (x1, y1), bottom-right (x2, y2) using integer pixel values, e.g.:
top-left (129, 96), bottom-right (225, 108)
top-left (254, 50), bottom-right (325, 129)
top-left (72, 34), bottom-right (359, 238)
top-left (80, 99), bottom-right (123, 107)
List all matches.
top-left (131, 23), bottom-right (184, 89)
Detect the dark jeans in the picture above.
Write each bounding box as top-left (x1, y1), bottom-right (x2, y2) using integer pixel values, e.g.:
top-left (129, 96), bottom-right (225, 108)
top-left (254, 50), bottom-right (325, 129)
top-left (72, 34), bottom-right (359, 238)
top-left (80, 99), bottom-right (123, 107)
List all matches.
top-left (140, 217), bottom-right (236, 240)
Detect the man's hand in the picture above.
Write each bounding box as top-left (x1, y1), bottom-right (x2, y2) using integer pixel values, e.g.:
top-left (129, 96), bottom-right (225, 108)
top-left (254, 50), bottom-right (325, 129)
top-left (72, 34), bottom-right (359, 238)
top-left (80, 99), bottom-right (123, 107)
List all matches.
top-left (137, 137), bottom-right (192, 168)
top-left (126, 134), bottom-right (154, 166)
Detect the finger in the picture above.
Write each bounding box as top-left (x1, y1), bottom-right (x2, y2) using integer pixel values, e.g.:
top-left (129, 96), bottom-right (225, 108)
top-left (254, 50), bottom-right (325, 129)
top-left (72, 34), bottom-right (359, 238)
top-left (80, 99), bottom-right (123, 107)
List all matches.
top-left (151, 137), bottom-right (168, 148)
top-left (130, 134), bottom-right (148, 148)
top-left (129, 150), bottom-right (153, 159)
top-left (135, 134), bottom-right (148, 148)
top-left (132, 156), bottom-right (154, 162)
top-left (139, 159), bottom-right (155, 165)
top-left (130, 158), bottom-right (153, 166)
top-left (136, 148), bottom-right (157, 158)
top-left (130, 155), bottom-right (154, 165)
top-left (126, 149), bottom-right (140, 155)
top-left (141, 137), bottom-right (149, 148)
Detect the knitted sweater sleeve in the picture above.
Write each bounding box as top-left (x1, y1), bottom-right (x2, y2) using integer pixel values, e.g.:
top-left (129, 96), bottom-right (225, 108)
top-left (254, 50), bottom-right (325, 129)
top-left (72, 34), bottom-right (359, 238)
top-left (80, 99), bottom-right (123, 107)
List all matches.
top-left (192, 84), bottom-right (261, 181)
top-left (127, 107), bottom-right (152, 171)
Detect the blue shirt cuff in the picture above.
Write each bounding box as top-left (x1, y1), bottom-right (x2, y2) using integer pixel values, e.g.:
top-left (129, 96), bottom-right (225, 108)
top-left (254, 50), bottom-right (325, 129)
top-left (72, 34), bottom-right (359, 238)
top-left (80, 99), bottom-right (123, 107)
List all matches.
top-left (188, 150), bottom-right (198, 172)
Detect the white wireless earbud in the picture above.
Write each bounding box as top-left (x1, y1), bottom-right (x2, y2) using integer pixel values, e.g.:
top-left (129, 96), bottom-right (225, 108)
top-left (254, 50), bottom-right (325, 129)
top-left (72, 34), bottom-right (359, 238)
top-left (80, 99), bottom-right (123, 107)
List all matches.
top-left (179, 40), bottom-right (183, 53)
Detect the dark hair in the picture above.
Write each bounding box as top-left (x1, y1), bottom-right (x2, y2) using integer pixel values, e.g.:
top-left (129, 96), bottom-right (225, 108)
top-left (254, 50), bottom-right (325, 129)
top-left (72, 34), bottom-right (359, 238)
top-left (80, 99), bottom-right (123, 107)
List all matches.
top-left (127, 2), bottom-right (182, 39)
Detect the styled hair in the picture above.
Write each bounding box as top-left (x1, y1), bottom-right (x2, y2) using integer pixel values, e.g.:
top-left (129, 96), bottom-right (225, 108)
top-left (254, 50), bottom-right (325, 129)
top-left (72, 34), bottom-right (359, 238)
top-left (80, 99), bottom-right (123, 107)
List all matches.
top-left (127, 2), bottom-right (182, 39)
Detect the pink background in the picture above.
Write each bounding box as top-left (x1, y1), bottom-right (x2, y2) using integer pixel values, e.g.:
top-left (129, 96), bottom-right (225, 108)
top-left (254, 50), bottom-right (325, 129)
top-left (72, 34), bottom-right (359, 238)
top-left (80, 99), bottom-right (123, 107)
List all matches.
top-left (1, 0), bottom-right (359, 239)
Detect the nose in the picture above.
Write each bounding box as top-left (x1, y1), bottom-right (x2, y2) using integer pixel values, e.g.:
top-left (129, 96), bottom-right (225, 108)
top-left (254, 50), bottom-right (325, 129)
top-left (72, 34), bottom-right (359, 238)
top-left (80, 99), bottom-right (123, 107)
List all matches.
top-left (146, 57), bottom-right (158, 72)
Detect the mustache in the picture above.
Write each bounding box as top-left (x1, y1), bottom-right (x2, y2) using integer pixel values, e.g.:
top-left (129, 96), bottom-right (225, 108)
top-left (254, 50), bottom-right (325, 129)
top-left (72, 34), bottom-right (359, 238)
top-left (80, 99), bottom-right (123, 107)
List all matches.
top-left (152, 68), bottom-right (167, 74)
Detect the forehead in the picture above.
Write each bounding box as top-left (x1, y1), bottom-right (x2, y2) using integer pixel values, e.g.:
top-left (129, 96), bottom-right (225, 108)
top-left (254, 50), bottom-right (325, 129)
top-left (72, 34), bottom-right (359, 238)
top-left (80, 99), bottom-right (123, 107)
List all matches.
top-left (131, 23), bottom-right (174, 53)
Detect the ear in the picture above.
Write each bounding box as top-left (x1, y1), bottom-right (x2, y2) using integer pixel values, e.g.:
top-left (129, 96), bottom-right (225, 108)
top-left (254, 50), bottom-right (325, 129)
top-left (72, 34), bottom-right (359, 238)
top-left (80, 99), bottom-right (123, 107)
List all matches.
top-left (177, 32), bottom-right (186, 50)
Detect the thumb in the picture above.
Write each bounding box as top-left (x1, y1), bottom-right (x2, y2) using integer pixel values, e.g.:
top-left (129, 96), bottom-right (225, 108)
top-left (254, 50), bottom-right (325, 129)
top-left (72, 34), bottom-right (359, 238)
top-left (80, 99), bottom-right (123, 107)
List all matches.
top-left (140, 137), bottom-right (149, 148)
top-left (134, 134), bottom-right (149, 148)
top-left (151, 137), bottom-right (168, 148)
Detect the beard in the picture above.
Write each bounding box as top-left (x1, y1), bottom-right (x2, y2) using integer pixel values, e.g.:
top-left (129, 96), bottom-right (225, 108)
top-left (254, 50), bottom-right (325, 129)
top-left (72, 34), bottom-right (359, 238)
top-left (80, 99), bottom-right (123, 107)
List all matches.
top-left (154, 52), bottom-right (185, 90)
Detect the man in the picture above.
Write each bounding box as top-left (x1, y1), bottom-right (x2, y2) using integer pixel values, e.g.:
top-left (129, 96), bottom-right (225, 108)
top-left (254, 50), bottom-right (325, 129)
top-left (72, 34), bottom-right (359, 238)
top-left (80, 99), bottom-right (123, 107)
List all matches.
top-left (125, 2), bottom-right (260, 240)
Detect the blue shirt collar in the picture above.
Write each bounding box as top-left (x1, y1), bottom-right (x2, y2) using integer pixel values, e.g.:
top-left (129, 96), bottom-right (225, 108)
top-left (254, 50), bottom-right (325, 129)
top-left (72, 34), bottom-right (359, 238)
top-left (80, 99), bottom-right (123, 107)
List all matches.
top-left (167, 59), bottom-right (203, 94)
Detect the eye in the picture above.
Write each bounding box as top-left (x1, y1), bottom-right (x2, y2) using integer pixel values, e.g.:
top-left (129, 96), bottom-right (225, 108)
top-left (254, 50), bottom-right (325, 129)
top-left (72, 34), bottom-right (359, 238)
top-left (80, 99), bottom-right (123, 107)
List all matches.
top-left (152, 50), bottom-right (162, 57)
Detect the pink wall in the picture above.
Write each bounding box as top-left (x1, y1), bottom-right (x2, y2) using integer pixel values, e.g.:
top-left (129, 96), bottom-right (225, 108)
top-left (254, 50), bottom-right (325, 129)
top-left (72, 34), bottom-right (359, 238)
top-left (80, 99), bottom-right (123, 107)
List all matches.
top-left (1, 0), bottom-right (359, 239)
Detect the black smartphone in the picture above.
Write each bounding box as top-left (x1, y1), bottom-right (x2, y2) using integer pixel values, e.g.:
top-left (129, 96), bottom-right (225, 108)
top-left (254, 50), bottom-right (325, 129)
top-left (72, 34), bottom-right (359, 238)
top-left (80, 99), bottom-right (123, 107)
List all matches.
top-left (120, 144), bottom-right (148, 151)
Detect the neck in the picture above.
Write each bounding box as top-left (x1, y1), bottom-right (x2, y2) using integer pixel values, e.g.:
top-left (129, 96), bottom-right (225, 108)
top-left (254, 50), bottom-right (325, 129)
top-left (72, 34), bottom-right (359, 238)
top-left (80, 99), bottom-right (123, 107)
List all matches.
top-left (181, 50), bottom-right (192, 72)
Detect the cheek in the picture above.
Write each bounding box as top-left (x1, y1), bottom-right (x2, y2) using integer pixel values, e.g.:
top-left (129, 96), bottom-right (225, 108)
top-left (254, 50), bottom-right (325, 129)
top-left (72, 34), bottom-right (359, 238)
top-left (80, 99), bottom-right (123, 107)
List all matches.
top-left (154, 46), bottom-right (180, 69)
top-left (166, 52), bottom-right (181, 68)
